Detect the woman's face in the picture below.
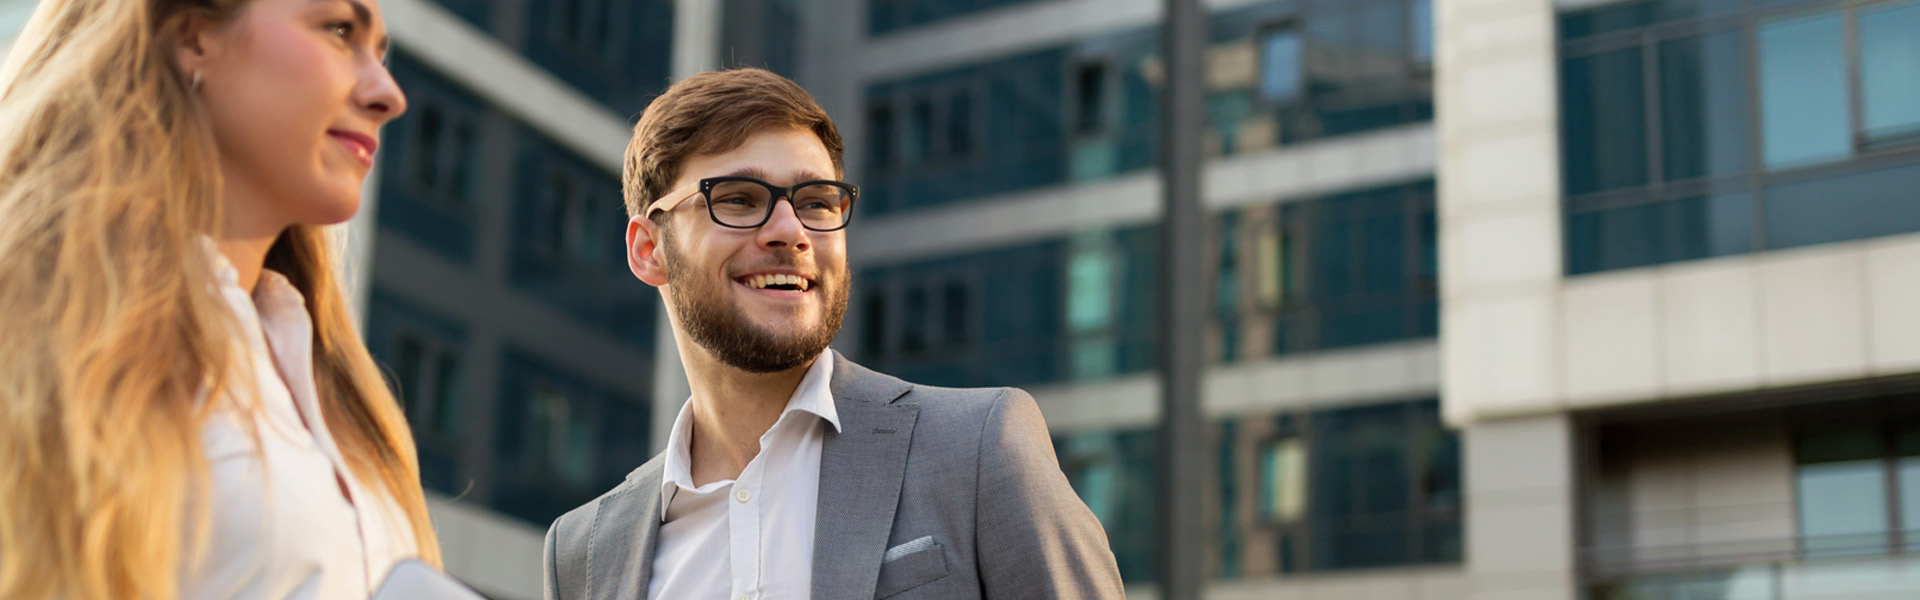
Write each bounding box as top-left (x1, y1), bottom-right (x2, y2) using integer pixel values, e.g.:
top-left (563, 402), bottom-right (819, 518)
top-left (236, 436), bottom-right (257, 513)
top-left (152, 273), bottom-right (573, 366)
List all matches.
top-left (182, 0), bottom-right (404, 233)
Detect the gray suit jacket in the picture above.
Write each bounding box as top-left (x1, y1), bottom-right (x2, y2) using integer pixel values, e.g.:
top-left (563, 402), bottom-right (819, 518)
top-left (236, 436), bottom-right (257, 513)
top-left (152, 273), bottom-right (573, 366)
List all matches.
top-left (541, 353), bottom-right (1125, 600)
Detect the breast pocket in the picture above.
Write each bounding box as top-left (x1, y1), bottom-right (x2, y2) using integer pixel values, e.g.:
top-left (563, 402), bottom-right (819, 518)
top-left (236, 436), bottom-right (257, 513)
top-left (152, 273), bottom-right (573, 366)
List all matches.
top-left (874, 536), bottom-right (949, 599)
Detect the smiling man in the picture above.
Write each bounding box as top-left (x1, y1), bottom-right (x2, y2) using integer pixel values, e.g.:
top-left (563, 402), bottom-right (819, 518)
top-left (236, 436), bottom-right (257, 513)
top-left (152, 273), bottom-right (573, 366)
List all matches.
top-left (540, 69), bottom-right (1123, 600)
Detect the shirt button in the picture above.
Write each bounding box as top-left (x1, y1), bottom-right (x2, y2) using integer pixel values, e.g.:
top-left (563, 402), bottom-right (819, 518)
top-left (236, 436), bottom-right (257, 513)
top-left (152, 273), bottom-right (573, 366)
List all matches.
top-left (735, 488), bottom-right (752, 503)
top-left (736, 595), bottom-right (750, 600)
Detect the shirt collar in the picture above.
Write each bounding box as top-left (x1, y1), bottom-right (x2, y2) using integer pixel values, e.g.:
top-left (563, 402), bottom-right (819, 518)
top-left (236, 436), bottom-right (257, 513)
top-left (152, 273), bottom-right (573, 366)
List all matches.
top-left (201, 236), bottom-right (306, 316)
top-left (660, 348), bottom-right (839, 518)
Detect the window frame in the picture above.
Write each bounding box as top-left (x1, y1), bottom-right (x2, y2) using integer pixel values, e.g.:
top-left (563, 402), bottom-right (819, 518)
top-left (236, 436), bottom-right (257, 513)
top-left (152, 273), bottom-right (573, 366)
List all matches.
top-left (1558, 0), bottom-right (1920, 277)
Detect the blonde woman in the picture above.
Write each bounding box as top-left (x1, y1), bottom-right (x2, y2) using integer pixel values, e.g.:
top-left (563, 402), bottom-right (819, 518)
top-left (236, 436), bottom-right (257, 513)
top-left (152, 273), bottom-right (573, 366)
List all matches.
top-left (0, 0), bottom-right (442, 599)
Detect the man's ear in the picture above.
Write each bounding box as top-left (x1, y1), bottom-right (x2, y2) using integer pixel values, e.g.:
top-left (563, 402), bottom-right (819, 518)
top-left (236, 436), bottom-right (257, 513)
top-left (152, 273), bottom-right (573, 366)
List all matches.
top-left (628, 216), bottom-right (670, 287)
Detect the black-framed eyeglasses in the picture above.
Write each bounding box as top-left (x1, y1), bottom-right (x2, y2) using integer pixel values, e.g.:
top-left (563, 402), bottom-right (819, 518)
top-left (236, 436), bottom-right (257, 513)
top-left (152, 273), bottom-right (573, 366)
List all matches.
top-left (647, 176), bottom-right (859, 232)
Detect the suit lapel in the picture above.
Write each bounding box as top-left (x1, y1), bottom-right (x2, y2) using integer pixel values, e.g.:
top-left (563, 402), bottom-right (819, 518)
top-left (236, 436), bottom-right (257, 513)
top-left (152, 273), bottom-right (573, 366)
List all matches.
top-left (812, 353), bottom-right (918, 600)
top-left (589, 457), bottom-right (665, 600)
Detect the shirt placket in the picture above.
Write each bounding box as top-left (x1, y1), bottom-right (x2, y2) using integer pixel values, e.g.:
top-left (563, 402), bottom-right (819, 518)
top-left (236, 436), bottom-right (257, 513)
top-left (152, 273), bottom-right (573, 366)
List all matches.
top-left (728, 457), bottom-right (764, 600)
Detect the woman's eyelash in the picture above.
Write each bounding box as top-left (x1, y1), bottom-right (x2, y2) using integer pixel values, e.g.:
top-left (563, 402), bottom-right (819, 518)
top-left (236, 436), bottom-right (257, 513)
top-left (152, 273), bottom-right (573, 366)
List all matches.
top-left (327, 21), bottom-right (355, 38)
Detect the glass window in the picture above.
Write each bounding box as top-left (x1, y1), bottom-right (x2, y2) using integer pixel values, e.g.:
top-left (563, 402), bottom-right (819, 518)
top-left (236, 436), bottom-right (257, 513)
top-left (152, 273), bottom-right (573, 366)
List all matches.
top-left (947, 90), bottom-right (974, 157)
top-left (1067, 238), bottom-right (1115, 333)
top-left (1254, 224), bottom-right (1287, 307)
top-left (1074, 61), bottom-right (1109, 135)
top-left (1261, 436), bottom-right (1307, 523)
top-left (905, 97), bottom-right (933, 165)
top-left (1900, 425), bottom-right (1920, 551)
top-left (1762, 162), bottom-right (1920, 250)
top-left (901, 287), bottom-right (929, 355)
top-left (412, 104), bottom-right (444, 191)
top-left (1860, 2), bottom-right (1920, 143)
top-left (1796, 429), bottom-right (1891, 557)
top-left (862, 289), bottom-right (888, 357)
top-left (1259, 28), bottom-right (1304, 104)
top-left (1562, 48), bottom-right (1649, 194)
top-left (1759, 12), bottom-right (1850, 170)
top-left (866, 104), bottom-right (895, 170)
top-left (530, 384), bottom-right (597, 490)
top-left (1660, 31), bottom-right (1752, 182)
top-left (1566, 194), bottom-right (1754, 274)
top-left (942, 280), bottom-right (971, 348)
top-left (1412, 0), bottom-right (1433, 63)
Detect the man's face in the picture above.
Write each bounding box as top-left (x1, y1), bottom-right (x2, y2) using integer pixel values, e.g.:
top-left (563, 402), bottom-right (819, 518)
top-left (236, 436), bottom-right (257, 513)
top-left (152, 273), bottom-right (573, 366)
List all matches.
top-left (643, 127), bottom-right (850, 373)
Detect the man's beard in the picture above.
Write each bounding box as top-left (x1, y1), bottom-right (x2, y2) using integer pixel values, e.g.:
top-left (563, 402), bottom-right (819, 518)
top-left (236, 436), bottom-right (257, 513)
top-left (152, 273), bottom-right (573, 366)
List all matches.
top-left (658, 228), bottom-right (848, 374)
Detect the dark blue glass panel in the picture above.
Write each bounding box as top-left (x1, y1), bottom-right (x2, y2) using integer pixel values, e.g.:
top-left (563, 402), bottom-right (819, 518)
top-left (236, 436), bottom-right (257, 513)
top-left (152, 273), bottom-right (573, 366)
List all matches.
top-left (1563, 48), bottom-right (1650, 195)
top-left (521, 0), bottom-right (674, 117)
top-left (1763, 162), bottom-right (1920, 250)
top-left (1561, 0), bottom-right (1659, 40)
top-left (490, 349), bottom-right (651, 526)
top-left (364, 289), bottom-right (470, 496)
top-left (379, 52), bottom-right (483, 264)
top-left (1566, 194), bottom-right (1754, 274)
top-left (427, 0), bottom-right (495, 32)
top-left (1660, 31), bottom-right (1753, 182)
top-left (508, 127), bottom-right (658, 349)
top-left (868, 0), bottom-right (1048, 35)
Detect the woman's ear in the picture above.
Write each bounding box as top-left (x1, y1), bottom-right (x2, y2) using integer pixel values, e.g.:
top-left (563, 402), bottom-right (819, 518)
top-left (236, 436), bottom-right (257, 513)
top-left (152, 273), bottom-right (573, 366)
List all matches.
top-left (170, 11), bottom-right (222, 87)
top-left (628, 216), bottom-right (670, 287)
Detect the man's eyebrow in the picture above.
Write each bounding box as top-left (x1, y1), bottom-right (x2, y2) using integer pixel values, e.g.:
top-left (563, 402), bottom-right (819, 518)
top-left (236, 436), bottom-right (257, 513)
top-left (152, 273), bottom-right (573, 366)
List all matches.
top-left (719, 167), bottom-right (832, 183)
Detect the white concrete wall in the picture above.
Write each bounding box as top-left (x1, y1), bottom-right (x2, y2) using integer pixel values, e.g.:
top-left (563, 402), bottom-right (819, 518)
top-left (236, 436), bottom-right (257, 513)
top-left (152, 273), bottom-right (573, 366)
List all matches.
top-left (1034, 340), bottom-right (1441, 433)
top-left (429, 494), bottom-right (547, 600)
top-left (1464, 414), bottom-right (1577, 600)
top-left (1449, 232), bottom-right (1920, 422)
top-left (1434, 0), bottom-right (1566, 428)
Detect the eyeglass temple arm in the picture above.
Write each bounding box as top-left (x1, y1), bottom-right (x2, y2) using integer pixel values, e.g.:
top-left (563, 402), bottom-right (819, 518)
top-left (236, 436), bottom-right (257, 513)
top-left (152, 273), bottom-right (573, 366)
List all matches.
top-left (646, 189), bottom-right (701, 217)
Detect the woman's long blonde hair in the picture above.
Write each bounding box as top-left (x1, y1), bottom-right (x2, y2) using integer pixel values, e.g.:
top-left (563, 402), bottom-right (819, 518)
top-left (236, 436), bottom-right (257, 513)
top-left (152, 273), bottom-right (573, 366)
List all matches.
top-left (0, 1), bottom-right (441, 598)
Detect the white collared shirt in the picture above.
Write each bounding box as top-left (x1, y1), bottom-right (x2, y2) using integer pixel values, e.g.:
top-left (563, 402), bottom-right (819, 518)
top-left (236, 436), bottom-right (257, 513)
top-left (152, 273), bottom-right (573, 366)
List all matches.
top-left (650, 349), bottom-right (840, 600)
top-left (182, 247), bottom-right (416, 600)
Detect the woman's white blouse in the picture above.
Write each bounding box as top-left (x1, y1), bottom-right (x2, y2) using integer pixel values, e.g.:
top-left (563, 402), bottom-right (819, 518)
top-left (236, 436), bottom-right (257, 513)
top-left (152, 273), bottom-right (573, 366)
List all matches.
top-left (181, 252), bottom-right (417, 600)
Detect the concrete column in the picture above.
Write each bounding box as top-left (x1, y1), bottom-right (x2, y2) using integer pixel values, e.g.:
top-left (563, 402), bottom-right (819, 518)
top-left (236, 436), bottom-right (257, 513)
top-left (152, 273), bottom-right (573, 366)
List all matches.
top-left (1464, 414), bottom-right (1578, 600)
top-left (650, 307), bottom-right (689, 454)
top-left (672, 0), bottom-right (723, 80)
top-left (1434, 0), bottom-right (1566, 421)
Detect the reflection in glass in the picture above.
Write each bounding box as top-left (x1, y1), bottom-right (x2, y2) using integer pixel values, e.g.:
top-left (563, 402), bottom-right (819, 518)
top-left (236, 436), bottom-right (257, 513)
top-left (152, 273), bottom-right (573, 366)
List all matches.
top-left (1259, 29), bottom-right (1304, 104)
top-left (1661, 31), bottom-right (1751, 182)
top-left (1796, 430), bottom-right (1890, 557)
top-left (1759, 12), bottom-right (1849, 170)
top-left (1861, 2), bottom-right (1920, 143)
top-left (1412, 0), bottom-right (1433, 62)
top-left (1762, 162), bottom-right (1920, 250)
top-left (1261, 437), bottom-right (1306, 523)
top-left (1563, 48), bottom-right (1648, 194)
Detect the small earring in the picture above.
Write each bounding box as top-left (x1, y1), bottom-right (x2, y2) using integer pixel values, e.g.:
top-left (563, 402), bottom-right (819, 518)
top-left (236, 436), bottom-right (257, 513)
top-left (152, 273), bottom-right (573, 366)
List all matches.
top-left (190, 71), bottom-right (202, 92)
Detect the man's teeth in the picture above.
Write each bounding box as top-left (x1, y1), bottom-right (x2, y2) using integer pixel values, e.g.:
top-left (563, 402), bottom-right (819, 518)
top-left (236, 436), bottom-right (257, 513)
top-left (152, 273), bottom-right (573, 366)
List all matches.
top-left (746, 274), bottom-right (809, 291)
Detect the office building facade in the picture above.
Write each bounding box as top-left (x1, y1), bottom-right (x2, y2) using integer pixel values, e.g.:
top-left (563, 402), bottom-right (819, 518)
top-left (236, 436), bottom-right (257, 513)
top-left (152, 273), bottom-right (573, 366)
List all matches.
top-left (3, 0), bottom-right (1916, 598)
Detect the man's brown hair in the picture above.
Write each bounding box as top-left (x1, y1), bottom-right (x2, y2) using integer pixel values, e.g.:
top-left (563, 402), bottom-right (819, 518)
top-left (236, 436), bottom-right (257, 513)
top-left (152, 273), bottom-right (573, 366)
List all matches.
top-left (624, 68), bottom-right (845, 219)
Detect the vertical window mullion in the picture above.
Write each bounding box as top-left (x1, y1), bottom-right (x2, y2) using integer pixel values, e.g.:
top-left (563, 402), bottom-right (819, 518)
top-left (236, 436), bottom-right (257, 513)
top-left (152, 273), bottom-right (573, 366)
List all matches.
top-left (1844, 5), bottom-right (1866, 153)
top-left (1888, 423), bottom-right (1906, 554)
top-left (1643, 31), bottom-right (1665, 191)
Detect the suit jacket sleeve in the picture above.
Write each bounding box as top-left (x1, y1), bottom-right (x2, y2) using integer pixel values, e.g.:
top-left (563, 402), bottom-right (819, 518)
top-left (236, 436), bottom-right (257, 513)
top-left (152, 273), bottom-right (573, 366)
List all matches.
top-left (543, 520), bottom-right (562, 600)
top-left (974, 388), bottom-right (1126, 599)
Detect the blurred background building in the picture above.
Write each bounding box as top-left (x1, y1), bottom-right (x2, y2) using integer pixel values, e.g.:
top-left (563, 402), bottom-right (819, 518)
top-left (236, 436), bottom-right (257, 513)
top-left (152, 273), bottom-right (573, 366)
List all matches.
top-left (3, 0), bottom-right (1919, 598)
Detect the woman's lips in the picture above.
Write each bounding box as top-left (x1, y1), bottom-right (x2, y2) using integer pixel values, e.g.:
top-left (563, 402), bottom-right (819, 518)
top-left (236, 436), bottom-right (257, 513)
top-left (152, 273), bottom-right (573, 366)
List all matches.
top-left (327, 130), bottom-right (378, 168)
